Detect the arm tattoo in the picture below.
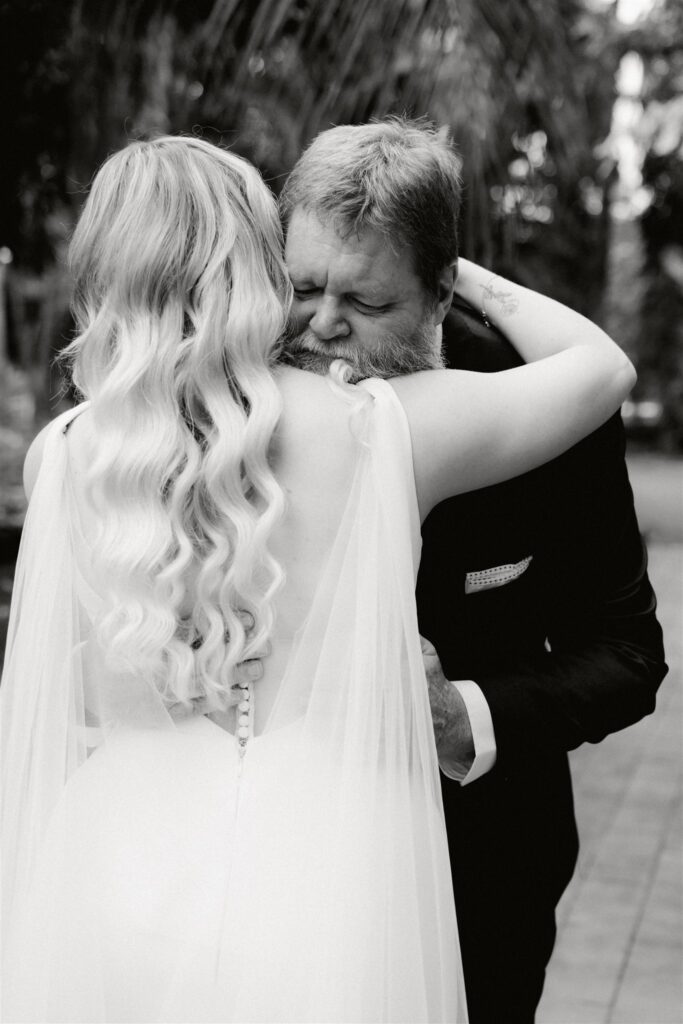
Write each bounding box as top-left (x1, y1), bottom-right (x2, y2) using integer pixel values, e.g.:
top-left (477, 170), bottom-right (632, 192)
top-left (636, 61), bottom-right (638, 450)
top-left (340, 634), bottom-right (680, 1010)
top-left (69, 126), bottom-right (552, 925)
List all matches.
top-left (482, 276), bottom-right (519, 320)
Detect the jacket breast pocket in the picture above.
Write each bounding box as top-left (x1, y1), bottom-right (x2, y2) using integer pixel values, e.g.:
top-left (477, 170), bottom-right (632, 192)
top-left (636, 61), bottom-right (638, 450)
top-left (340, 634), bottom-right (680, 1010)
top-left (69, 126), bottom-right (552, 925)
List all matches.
top-left (464, 555), bottom-right (533, 594)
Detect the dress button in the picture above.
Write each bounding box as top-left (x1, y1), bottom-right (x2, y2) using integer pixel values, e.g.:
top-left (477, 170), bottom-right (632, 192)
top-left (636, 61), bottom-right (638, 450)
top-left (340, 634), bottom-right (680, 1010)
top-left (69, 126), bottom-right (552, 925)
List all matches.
top-left (237, 726), bottom-right (250, 739)
top-left (238, 700), bottom-right (250, 712)
top-left (238, 714), bottom-right (250, 727)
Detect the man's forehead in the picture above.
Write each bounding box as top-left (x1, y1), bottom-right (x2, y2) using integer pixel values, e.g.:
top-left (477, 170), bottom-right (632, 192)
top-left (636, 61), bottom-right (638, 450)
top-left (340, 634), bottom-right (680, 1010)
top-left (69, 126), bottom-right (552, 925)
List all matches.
top-left (285, 206), bottom-right (418, 283)
top-left (287, 206), bottom-right (366, 247)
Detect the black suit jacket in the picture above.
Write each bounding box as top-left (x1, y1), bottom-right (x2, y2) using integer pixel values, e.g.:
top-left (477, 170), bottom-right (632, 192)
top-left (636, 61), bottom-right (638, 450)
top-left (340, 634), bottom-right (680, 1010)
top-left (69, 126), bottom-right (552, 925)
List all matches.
top-left (418, 298), bottom-right (668, 907)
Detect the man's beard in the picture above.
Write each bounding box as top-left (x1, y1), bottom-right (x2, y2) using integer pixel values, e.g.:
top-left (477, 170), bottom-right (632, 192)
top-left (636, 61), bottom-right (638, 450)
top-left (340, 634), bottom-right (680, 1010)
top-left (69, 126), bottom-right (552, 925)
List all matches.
top-left (280, 320), bottom-right (445, 384)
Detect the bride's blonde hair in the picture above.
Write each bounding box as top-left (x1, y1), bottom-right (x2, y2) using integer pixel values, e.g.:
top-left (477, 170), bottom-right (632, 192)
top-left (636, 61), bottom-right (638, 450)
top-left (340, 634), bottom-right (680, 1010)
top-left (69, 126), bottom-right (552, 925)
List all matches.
top-left (64, 135), bottom-right (291, 711)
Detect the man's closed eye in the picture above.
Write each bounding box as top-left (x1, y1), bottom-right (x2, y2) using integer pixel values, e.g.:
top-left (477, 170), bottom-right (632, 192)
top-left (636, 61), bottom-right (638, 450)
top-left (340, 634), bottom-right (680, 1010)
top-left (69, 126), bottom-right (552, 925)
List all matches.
top-left (293, 287), bottom-right (321, 299)
top-left (351, 299), bottom-right (390, 314)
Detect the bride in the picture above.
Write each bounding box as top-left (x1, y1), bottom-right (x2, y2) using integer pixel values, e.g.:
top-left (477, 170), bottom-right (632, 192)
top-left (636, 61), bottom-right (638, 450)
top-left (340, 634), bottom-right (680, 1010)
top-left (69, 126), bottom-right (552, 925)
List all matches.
top-left (1, 136), bottom-right (634, 1023)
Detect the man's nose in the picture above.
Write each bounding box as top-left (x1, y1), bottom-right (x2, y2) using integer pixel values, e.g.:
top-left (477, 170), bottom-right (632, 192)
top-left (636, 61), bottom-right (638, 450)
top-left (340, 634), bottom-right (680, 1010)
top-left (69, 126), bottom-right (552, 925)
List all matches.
top-left (308, 296), bottom-right (350, 341)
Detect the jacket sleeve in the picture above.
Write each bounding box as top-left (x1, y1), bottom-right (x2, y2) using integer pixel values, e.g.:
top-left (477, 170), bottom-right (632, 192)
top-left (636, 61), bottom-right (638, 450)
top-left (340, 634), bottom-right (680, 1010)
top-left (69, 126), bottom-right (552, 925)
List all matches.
top-left (441, 298), bottom-right (668, 770)
top-left (474, 413), bottom-right (668, 769)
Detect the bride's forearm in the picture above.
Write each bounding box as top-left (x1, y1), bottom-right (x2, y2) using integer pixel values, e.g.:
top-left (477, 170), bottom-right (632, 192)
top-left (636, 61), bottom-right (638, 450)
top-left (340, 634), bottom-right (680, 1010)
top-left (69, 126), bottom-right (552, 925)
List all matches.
top-left (454, 258), bottom-right (634, 373)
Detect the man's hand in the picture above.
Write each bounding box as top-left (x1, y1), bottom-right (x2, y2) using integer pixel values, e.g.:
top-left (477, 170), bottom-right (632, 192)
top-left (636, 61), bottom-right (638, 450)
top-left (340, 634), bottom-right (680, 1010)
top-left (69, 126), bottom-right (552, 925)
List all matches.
top-left (421, 635), bottom-right (476, 779)
top-left (234, 610), bottom-right (270, 687)
top-left (182, 612), bottom-right (271, 718)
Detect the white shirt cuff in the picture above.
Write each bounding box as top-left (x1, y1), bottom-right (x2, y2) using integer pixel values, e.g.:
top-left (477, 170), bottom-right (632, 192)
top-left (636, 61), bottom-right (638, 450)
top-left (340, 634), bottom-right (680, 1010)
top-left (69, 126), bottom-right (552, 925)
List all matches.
top-left (439, 679), bottom-right (497, 785)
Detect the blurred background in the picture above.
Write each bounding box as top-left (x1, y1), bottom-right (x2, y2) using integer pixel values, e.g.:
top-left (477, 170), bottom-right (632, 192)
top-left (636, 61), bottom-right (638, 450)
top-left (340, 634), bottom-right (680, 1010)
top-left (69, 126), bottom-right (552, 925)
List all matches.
top-left (1, 0), bottom-right (683, 442)
top-left (0, 1), bottom-right (681, 1017)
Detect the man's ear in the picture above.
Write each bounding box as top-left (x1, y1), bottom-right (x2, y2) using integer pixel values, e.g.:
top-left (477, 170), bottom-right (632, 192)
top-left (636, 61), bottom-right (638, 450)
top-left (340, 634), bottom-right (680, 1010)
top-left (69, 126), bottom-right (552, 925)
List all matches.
top-left (433, 262), bottom-right (457, 324)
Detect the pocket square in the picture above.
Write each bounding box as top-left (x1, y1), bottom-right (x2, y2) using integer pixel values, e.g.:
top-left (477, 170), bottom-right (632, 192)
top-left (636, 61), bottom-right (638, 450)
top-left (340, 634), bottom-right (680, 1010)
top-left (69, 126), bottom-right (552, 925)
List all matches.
top-left (465, 556), bottom-right (533, 594)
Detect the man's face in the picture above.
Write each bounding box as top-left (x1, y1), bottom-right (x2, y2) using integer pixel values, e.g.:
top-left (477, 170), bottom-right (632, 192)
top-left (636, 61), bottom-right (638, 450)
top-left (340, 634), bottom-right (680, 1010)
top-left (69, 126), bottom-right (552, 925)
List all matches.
top-left (283, 207), bottom-right (446, 382)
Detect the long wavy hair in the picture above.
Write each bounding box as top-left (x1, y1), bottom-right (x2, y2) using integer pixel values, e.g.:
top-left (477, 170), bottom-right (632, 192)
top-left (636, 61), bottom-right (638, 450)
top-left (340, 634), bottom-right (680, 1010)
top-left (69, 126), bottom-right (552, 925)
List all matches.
top-left (63, 136), bottom-right (291, 712)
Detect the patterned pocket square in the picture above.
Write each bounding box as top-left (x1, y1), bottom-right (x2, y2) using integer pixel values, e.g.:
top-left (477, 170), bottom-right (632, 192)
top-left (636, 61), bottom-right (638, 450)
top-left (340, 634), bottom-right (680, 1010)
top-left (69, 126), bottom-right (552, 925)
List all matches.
top-left (465, 556), bottom-right (533, 594)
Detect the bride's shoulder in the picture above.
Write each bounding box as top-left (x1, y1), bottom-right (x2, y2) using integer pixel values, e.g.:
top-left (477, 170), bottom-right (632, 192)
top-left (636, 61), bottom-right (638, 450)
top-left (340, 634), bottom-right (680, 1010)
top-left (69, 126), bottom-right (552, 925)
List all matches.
top-left (23, 403), bottom-right (91, 500)
top-left (275, 363), bottom-right (332, 396)
top-left (274, 366), bottom-right (360, 476)
top-left (275, 365), bottom-right (356, 426)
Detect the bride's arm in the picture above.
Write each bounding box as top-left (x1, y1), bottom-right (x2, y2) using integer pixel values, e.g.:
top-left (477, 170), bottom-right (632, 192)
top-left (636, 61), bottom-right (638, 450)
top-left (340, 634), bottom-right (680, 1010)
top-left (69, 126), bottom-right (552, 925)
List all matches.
top-left (391, 259), bottom-right (636, 519)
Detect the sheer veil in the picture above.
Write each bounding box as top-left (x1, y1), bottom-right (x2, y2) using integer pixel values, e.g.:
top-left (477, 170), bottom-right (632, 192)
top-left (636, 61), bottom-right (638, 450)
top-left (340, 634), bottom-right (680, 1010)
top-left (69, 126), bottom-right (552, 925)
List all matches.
top-left (1, 382), bottom-right (467, 1023)
top-left (254, 377), bottom-right (467, 1021)
top-left (1, 405), bottom-right (93, 942)
top-left (1, 403), bottom-right (177, 1018)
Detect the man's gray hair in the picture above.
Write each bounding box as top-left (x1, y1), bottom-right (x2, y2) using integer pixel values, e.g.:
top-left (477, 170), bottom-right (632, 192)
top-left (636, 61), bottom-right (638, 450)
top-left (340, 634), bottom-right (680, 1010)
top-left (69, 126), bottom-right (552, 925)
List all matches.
top-left (279, 116), bottom-right (463, 298)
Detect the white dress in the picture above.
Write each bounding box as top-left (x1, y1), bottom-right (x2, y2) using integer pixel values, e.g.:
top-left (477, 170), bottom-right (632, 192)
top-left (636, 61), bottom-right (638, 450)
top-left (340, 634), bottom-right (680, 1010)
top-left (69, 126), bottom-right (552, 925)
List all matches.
top-left (1, 379), bottom-right (468, 1023)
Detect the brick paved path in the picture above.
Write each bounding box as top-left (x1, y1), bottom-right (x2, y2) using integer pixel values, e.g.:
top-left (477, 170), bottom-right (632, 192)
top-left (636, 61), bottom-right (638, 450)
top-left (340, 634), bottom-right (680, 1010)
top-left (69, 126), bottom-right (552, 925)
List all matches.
top-left (538, 541), bottom-right (682, 1024)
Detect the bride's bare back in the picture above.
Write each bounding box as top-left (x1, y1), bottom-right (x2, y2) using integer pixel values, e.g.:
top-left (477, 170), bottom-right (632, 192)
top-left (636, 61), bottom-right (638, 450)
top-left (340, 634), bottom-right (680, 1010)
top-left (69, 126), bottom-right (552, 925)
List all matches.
top-left (62, 365), bottom-right (360, 732)
top-left (244, 367), bottom-right (361, 728)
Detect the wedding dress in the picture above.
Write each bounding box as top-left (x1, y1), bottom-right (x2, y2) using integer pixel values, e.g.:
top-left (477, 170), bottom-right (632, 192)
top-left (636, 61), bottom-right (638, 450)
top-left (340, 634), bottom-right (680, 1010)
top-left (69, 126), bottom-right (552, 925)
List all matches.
top-left (1, 378), bottom-right (468, 1023)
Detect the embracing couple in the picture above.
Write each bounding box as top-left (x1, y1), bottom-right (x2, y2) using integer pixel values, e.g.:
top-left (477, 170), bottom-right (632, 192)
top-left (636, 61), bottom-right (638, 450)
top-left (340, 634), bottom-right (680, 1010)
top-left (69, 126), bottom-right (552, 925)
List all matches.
top-left (1, 118), bottom-right (666, 1024)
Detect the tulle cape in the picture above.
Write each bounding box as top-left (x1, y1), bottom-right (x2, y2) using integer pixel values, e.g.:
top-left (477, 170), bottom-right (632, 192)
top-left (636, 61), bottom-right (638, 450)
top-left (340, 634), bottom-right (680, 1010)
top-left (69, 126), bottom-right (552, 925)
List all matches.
top-left (1, 382), bottom-right (467, 1022)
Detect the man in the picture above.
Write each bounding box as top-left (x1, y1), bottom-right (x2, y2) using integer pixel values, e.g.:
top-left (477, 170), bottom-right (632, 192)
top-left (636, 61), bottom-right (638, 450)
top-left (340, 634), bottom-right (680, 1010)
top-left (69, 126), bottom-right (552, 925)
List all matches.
top-left (277, 117), bottom-right (667, 1022)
